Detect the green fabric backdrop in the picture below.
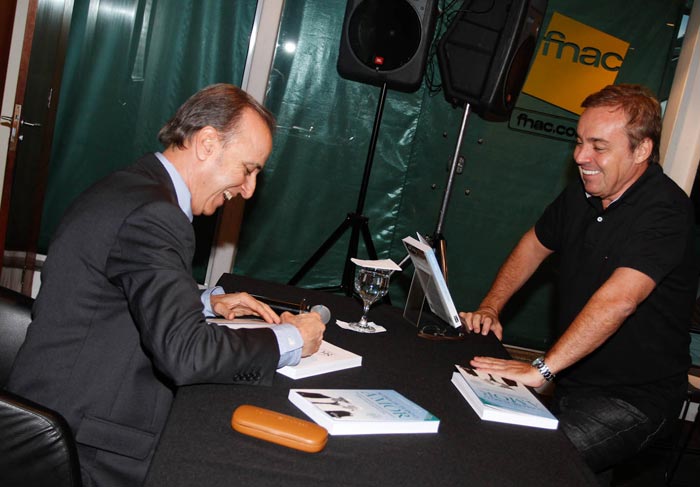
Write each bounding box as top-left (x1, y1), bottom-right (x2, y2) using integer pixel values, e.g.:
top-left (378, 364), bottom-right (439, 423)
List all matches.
top-left (233, 0), bottom-right (685, 349)
top-left (39, 0), bottom-right (686, 350)
top-left (40, 0), bottom-right (257, 280)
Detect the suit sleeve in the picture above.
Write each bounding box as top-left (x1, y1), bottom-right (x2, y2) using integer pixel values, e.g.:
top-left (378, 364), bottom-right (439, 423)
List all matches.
top-left (105, 200), bottom-right (280, 386)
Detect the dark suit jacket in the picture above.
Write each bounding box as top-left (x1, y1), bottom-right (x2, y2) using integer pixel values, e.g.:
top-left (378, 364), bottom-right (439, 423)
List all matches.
top-left (7, 154), bottom-right (279, 486)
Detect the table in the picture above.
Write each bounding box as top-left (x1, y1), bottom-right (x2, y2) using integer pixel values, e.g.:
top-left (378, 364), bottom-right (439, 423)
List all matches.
top-left (144, 275), bottom-right (597, 486)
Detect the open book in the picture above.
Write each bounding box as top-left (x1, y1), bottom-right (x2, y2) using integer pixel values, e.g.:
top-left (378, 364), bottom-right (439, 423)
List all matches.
top-left (451, 364), bottom-right (558, 430)
top-left (402, 235), bottom-right (461, 329)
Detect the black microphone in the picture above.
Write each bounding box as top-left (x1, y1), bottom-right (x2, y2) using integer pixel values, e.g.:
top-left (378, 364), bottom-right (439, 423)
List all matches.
top-left (252, 295), bottom-right (331, 324)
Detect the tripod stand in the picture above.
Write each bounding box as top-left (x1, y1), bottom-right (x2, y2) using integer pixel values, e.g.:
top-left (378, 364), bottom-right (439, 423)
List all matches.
top-left (288, 83), bottom-right (388, 295)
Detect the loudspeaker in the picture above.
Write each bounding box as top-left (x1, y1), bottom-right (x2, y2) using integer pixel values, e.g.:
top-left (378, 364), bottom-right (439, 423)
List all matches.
top-left (337, 0), bottom-right (439, 93)
top-left (437, 0), bottom-right (547, 120)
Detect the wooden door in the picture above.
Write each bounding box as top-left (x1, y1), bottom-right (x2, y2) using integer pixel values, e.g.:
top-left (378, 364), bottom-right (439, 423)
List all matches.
top-left (0, 0), bottom-right (73, 295)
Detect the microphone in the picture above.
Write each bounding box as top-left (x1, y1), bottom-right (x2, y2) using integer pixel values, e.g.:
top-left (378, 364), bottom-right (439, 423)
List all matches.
top-left (309, 304), bottom-right (331, 325)
top-left (252, 295), bottom-right (331, 324)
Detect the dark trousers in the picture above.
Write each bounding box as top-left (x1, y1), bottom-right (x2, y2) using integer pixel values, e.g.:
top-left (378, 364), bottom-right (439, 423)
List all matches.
top-left (551, 388), bottom-right (667, 475)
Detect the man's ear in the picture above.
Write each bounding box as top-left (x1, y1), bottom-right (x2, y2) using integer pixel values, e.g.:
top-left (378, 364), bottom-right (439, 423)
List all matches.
top-left (194, 126), bottom-right (219, 161)
top-left (634, 137), bottom-right (653, 164)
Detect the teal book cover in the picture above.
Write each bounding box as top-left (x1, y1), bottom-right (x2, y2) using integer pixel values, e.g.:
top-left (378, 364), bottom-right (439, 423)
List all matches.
top-left (289, 389), bottom-right (439, 435)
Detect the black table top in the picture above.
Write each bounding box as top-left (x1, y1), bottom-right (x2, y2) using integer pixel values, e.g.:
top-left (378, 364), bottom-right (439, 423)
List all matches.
top-left (144, 275), bottom-right (597, 487)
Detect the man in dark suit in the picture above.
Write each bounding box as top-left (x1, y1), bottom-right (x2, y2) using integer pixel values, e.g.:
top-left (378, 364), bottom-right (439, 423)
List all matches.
top-left (7, 84), bottom-right (325, 486)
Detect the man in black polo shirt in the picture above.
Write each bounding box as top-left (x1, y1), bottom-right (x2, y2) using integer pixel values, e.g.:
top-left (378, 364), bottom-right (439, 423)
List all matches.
top-left (460, 84), bottom-right (697, 475)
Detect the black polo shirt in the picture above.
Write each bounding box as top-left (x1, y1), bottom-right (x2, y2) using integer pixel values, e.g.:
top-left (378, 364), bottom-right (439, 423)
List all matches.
top-left (535, 164), bottom-right (697, 418)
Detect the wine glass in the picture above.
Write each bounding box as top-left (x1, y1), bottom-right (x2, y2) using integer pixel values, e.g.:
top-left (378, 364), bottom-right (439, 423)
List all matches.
top-left (349, 267), bottom-right (391, 332)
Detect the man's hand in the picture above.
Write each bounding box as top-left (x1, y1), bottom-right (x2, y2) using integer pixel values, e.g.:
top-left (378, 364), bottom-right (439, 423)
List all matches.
top-left (470, 356), bottom-right (545, 388)
top-left (210, 292), bottom-right (281, 324)
top-left (460, 306), bottom-right (503, 340)
top-left (281, 311), bottom-right (325, 357)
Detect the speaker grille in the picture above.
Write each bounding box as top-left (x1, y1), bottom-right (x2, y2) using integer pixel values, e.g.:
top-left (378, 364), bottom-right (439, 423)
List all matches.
top-left (337, 0), bottom-right (439, 93)
top-left (348, 0), bottom-right (422, 71)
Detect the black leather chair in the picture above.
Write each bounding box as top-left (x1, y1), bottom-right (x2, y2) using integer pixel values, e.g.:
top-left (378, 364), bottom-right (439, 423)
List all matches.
top-left (0, 388), bottom-right (83, 487)
top-left (0, 287), bottom-right (82, 485)
top-left (0, 286), bottom-right (34, 387)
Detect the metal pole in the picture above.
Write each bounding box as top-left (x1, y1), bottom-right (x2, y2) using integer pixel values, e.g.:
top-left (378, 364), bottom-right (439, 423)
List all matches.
top-left (432, 102), bottom-right (472, 282)
top-left (435, 102), bottom-right (471, 237)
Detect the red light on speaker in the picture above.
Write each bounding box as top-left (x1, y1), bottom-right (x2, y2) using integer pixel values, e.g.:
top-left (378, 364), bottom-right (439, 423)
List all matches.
top-left (373, 55), bottom-right (385, 66)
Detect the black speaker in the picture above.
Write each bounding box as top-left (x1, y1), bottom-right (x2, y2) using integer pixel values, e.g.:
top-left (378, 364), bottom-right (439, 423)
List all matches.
top-left (337, 0), bottom-right (439, 93)
top-left (437, 0), bottom-right (547, 120)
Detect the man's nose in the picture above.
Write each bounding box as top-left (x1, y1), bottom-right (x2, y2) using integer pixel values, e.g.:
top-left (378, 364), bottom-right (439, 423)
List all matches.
top-left (573, 146), bottom-right (588, 164)
top-left (240, 176), bottom-right (257, 199)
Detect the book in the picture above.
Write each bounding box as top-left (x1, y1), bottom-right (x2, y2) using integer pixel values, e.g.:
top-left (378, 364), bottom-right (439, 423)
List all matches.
top-left (278, 341), bottom-right (362, 379)
top-left (288, 389), bottom-right (440, 435)
top-left (451, 365), bottom-right (558, 430)
top-left (210, 320), bottom-right (362, 379)
top-left (207, 318), bottom-right (271, 329)
top-left (402, 235), bottom-right (461, 328)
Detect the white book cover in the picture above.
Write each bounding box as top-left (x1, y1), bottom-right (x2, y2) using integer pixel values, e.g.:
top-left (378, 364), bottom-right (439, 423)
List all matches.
top-left (402, 235), bottom-right (461, 328)
top-left (278, 341), bottom-right (362, 379)
top-left (288, 389), bottom-right (440, 435)
top-left (207, 318), bottom-right (271, 329)
top-left (451, 365), bottom-right (558, 430)
top-left (210, 320), bottom-right (362, 379)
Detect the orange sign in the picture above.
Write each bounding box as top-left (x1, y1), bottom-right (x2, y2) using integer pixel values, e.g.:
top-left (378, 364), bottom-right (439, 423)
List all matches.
top-left (523, 12), bottom-right (630, 115)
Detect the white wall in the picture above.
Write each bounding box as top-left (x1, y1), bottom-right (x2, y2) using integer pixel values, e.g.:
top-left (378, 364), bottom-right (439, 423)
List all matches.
top-left (661, 0), bottom-right (700, 194)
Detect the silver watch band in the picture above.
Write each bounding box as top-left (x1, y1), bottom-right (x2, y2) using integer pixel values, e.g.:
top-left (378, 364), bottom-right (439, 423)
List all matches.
top-left (531, 356), bottom-right (555, 382)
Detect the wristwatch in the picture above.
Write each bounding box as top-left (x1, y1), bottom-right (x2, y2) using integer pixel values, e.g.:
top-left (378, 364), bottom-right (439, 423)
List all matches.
top-left (531, 356), bottom-right (555, 382)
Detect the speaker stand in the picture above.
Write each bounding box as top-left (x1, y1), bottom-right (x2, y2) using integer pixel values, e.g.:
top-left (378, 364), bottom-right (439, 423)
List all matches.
top-left (431, 102), bottom-right (472, 283)
top-left (288, 83), bottom-right (388, 295)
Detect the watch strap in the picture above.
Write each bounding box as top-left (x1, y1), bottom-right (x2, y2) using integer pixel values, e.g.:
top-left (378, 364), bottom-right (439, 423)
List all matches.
top-left (531, 356), bottom-right (555, 382)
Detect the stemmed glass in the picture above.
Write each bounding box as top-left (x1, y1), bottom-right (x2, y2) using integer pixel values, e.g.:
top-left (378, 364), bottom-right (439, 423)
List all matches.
top-left (349, 267), bottom-right (391, 332)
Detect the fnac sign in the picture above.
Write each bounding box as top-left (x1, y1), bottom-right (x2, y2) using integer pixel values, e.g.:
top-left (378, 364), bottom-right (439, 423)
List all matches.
top-left (523, 12), bottom-right (629, 115)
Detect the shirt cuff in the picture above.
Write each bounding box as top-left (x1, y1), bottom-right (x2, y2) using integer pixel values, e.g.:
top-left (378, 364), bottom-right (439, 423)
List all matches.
top-left (272, 324), bottom-right (303, 368)
top-left (201, 286), bottom-right (224, 317)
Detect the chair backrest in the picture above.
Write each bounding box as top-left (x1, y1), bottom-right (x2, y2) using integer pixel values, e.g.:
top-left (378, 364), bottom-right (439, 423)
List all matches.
top-left (0, 286), bottom-right (34, 387)
top-left (0, 389), bottom-right (82, 487)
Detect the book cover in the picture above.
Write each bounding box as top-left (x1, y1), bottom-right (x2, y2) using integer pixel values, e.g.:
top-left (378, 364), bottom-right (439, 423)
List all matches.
top-left (207, 318), bottom-right (271, 329)
top-left (402, 235), bottom-right (461, 328)
top-left (278, 341), bottom-right (362, 379)
top-left (451, 365), bottom-right (558, 430)
top-left (210, 320), bottom-right (362, 379)
top-left (288, 389), bottom-right (440, 435)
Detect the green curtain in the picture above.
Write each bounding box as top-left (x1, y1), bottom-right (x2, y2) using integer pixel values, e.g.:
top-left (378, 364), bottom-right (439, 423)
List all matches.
top-left (233, 0), bottom-right (685, 349)
top-left (40, 0), bottom-right (258, 281)
top-left (39, 0), bottom-right (686, 350)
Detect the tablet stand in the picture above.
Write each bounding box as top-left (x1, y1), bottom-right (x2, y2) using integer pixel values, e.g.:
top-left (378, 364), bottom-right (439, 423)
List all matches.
top-left (403, 270), bottom-right (463, 339)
